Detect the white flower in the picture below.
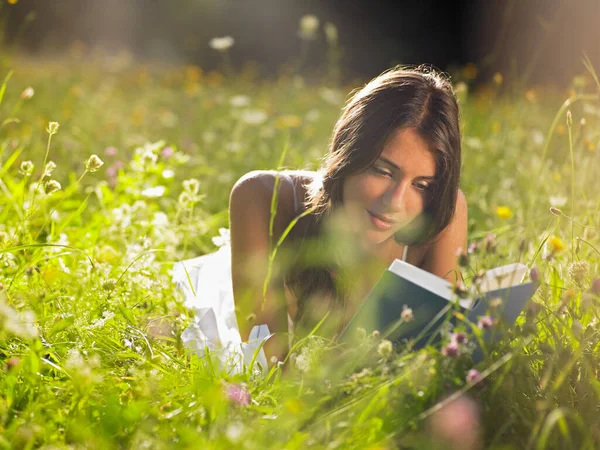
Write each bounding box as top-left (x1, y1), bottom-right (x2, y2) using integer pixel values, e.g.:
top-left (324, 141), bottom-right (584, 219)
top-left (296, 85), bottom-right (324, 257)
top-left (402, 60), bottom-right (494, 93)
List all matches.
top-left (212, 228), bottom-right (230, 248)
top-left (162, 169), bottom-right (175, 179)
top-left (531, 129), bottom-right (545, 146)
top-left (240, 109), bottom-right (268, 125)
top-left (20, 87), bottom-right (34, 100)
top-left (44, 161), bottom-right (57, 178)
top-left (299, 15), bottom-right (319, 40)
top-left (230, 95), bottom-right (251, 108)
top-left (152, 212), bottom-right (170, 228)
top-left (209, 36), bottom-right (235, 51)
top-left (549, 195), bottom-right (567, 207)
top-left (141, 186), bottom-right (166, 198)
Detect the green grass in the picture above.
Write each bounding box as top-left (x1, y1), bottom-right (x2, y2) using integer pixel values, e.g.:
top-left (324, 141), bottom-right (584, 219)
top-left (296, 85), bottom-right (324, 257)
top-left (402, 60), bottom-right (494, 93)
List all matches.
top-left (0, 48), bottom-right (599, 449)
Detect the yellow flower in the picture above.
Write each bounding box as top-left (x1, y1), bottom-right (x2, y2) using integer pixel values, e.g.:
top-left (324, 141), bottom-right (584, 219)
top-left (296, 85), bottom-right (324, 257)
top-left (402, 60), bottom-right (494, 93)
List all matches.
top-left (493, 72), bottom-right (503, 85)
top-left (549, 235), bottom-right (565, 253)
top-left (496, 206), bottom-right (513, 220)
top-left (185, 65), bottom-right (202, 83)
top-left (8, 0), bottom-right (19, 4)
top-left (275, 115), bottom-right (302, 129)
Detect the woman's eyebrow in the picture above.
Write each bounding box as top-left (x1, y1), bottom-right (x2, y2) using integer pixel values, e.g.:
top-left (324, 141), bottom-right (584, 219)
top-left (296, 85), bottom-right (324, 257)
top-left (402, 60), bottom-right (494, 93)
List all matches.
top-left (378, 156), bottom-right (436, 179)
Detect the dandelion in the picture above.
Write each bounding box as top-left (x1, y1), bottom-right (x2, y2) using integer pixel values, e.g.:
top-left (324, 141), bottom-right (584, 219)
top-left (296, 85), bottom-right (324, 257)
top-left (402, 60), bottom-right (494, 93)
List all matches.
top-left (548, 235), bottom-right (565, 253)
top-left (44, 180), bottom-right (61, 195)
top-left (478, 316), bottom-right (494, 330)
top-left (19, 160), bottom-right (34, 176)
top-left (20, 87), bottom-right (34, 100)
top-left (85, 154), bottom-right (104, 173)
top-left (466, 368), bottom-right (482, 384)
top-left (298, 15), bottom-right (320, 40)
top-left (209, 36), bottom-right (235, 52)
top-left (401, 304), bottom-right (414, 322)
top-left (567, 260), bottom-right (589, 286)
top-left (442, 341), bottom-right (459, 357)
top-left (46, 121), bottom-right (60, 136)
top-left (377, 339), bottom-right (393, 360)
top-left (496, 206), bottom-right (513, 219)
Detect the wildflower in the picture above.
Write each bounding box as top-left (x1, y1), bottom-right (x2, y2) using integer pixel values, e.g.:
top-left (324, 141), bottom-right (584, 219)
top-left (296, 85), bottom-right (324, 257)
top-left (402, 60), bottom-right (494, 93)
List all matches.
top-left (324, 22), bottom-right (338, 44)
top-left (46, 121), bottom-right (60, 135)
top-left (298, 15), bottom-right (320, 40)
top-left (466, 369), bottom-right (482, 384)
top-left (230, 95), bottom-right (251, 108)
top-left (44, 180), bottom-right (61, 195)
top-left (452, 332), bottom-right (468, 344)
top-left (141, 186), bottom-right (166, 198)
top-left (477, 316), bottom-right (494, 330)
top-left (549, 206), bottom-right (562, 216)
top-left (85, 154), bottom-right (104, 173)
top-left (377, 339), bottom-right (393, 360)
top-left (240, 109), bottom-right (268, 125)
top-left (467, 242), bottom-right (478, 254)
top-left (548, 235), bottom-right (565, 253)
top-left (530, 267), bottom-right (540, 283)
top-left (442, 341), bottom-right (459, 357)
top-left (5, 356), bottom-right (20, 371)
top-left (162, 169), bottom-right (175, 179)
top-left (275, 114), bottom-right (302, 129)
top-left (592, 278), bottom-right (600, 295)
top-left (456, 247), bottom-right (469, 267)
top-left (102, 279), bottom-right (116, 291)
top-left (496, 206), bottom-right (513, 219)
top-left (211, 228), bottom-right (230, 248)
top-left (43, 161), bottom-right (56, 178)
top-left (482, 233), bottom-right (497, 253)
top-left (20, 87), bottom-right (34, 100)
top-left (492, 72), bottom-right (503, 85)
top-left (161, 146), bottom-right (174, 159)
top-left (372, 330), bottom-right (380, 338)
top-left (183, 178), bottom-right (200, 195)
top-left (141, 149), bottom-right (158, 168)
top-left (19, 160), bottom-right (34, 176)
top-left (401, 304), bottom-right (414, 322)
top-left (104, 146), bottom-right (118, 157)
top-left (209, 36), bottom-right (235, 52)
top-left (568, 260), bottom-right (589, 287)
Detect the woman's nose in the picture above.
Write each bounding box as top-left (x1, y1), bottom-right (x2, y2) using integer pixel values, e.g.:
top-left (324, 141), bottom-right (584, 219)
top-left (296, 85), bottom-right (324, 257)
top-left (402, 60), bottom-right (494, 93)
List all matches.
top-left (382, 181), bottom-right (409, 211)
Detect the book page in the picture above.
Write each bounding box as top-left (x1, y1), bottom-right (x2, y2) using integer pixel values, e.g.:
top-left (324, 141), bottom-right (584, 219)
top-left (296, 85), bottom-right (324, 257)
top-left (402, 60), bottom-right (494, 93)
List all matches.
top-left (479, 263), bottom-right (528, 292)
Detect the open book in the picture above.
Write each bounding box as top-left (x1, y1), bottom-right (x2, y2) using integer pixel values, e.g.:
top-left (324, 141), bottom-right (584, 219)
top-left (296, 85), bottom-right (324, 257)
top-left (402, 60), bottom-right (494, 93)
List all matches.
top-left (338, 260), bottom-right (538, 356)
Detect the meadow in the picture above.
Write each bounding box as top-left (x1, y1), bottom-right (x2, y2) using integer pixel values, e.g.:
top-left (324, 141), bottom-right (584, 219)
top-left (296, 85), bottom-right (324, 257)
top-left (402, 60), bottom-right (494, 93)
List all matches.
top-left (0, 42), bottom-right (599, 449)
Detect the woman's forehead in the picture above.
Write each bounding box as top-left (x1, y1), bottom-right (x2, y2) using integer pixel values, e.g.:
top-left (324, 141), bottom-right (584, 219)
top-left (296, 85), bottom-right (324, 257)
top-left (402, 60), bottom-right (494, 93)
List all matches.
top-left (379, 128), bottom-right (437, 177)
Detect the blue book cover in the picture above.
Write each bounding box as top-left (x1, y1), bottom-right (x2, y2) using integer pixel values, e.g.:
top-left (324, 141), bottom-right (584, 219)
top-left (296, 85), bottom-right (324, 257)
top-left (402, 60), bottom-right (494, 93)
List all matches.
top-left (338, 259), bottom-right (538, 354)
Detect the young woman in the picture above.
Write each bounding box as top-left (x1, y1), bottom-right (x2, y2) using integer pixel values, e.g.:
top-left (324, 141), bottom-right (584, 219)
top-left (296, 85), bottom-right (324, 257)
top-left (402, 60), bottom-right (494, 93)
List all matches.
top-left (176, 66), bottom-right (467, 369)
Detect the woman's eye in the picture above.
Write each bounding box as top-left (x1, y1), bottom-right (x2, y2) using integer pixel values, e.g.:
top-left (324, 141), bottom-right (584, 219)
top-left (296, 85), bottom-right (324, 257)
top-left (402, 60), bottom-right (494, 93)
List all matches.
top-left (372, 166), bottom-right (392, 177)
top-left (414, 182), bottom-right (431, 191)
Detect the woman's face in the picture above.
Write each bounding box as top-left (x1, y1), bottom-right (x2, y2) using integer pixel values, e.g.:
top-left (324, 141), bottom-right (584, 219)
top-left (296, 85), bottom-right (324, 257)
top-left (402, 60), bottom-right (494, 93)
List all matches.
top-left (340, 127), bottom-right (437, 247)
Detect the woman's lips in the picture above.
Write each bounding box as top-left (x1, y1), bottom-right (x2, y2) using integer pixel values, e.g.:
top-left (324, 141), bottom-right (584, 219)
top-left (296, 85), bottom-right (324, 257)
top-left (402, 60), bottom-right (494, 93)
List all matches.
top-left (367, 210), bottom-right (394, 231)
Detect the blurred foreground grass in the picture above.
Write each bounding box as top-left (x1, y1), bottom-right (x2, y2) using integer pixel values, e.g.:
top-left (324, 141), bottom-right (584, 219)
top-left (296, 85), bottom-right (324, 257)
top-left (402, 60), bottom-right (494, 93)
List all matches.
top-left (0, 51), bottom-right (600, 449)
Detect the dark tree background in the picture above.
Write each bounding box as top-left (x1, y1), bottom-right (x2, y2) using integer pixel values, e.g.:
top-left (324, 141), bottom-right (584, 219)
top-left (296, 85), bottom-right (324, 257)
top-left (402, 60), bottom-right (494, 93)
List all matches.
top-left (2, 0), bottom-right (599, 85)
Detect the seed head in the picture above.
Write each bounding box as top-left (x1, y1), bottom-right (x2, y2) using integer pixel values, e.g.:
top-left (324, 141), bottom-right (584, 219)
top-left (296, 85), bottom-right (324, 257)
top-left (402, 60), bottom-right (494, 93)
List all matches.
top-left (46, 121), bottom-right (60, 135)
top-left (20, 87), bottom-right (34, 100)
top-left (19, 160), bottom-right (34, 176)
top-left (85, 154), bottom-right (104, 173)
top-left (550, 207), bottom-right (562, 216)
top-left (377, 339), bottom-right (393, 360)
top-left (568, 260), bottom-right (589, 287)
top-left (566, 110), bottom-right (573, 127)
top-left (43, 161), bottom-right (56, 178)
top-left (44, 180), bottom-right (61, 195)
top-left (401, 304), bottom-right (414, 322)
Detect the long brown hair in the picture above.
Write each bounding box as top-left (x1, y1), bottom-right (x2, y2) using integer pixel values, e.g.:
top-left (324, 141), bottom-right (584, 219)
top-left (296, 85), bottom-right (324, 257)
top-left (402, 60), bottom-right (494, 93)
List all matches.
top-left (284, 65), bottom-right (462, 334)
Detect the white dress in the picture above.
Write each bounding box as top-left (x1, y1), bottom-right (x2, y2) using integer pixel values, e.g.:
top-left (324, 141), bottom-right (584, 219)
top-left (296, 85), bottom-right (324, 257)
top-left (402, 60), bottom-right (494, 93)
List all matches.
top-left (172, 174), bottom-right (409, 375)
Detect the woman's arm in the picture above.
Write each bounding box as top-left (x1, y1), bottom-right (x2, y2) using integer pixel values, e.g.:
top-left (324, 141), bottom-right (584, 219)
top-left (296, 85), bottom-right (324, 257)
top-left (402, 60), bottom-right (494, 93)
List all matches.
top-left (420, 189), bottom-right (468, 283)
top-left (229, 171), bottom-right (293, 364)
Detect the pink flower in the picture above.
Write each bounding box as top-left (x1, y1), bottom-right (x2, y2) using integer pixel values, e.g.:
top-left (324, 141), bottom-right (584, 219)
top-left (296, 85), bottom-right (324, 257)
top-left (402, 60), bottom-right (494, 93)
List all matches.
top-left (442, 341), bottom-right (459, 357)
top-left (225, 383), bottom-right (251, 407)
top-left (530, 267), bottom-right (539, 283)
top-left (161, 146), bottom-right (174, 159)
top-left (466, 369), bottom-right (481, 384)
top-left (478, 316), bottom-right (494, 330)
top-left (452, 332), bottom-right (468, 344)
top-left (104, 146), bottom-right (118, 157)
